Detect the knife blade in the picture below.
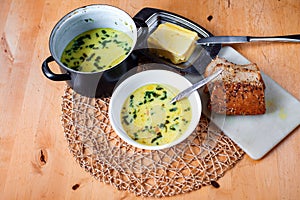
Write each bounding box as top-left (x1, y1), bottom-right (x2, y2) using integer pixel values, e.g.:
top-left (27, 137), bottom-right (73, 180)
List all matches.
top-left (197, 34), bottom-right (300, 44)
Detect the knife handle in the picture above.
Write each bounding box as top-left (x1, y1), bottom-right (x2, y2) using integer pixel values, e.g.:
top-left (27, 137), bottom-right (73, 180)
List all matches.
top-left (249, 34), bottom-right (300, 42)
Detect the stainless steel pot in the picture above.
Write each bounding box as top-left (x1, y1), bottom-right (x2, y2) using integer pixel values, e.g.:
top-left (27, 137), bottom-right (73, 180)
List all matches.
top-left (42, 4), bottom-right (138, 97)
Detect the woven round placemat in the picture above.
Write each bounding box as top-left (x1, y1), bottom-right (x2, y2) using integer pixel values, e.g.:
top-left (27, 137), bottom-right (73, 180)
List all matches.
top-left (61, 86), bottom-right (244, 198)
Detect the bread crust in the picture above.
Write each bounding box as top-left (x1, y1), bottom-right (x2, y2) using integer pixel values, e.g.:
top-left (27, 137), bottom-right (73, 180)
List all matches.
top-left (205, 57), bottom-right (266, 115)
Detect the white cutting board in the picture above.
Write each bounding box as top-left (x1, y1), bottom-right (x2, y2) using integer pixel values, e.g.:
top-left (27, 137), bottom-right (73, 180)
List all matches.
top-left (200, 46), bottom-right (300, 160)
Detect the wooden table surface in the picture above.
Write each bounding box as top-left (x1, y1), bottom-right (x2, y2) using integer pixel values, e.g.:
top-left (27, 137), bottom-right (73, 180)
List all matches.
top-left (1, 0), bottom-right (299, 199)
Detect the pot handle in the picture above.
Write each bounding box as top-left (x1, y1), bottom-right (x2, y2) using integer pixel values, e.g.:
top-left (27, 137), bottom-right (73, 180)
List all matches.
top-left (133, 8), bottom-right (162, 27)
top-left (42, 56), bottom-right (71, 81)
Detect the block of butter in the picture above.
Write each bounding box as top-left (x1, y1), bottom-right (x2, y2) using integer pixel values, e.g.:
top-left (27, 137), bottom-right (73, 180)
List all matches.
top-left (147, 22), bottom-right (199, 64)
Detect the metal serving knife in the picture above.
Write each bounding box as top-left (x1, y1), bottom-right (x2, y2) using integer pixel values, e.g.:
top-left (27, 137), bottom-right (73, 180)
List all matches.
top-left (197, 34), bottom-right (300, 44)
top-left (170, 69), bottom-right (223, 104)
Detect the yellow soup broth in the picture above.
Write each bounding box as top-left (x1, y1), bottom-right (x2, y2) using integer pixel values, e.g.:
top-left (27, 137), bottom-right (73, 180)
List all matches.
top-left (121, 84), bottom-right (192, 146)
top-left (61, 28), bottom-right (133, 72)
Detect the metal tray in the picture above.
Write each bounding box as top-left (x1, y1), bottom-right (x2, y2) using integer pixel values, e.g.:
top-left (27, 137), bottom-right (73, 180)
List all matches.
top-left (133, 8), bottom-right (221, 74)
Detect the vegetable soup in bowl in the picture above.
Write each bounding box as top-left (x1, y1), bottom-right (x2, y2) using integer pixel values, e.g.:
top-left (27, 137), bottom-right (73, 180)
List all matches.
top-left (109, 69), bottom-right (202, 150)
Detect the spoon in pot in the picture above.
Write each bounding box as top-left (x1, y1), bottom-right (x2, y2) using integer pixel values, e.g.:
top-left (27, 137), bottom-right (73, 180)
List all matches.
top-left (170, 68), bottom-right (223, 104)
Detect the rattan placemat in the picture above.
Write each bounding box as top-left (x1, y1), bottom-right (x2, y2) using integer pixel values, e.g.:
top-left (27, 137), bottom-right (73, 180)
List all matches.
top-left (61, 86), bottom-right (244, 198)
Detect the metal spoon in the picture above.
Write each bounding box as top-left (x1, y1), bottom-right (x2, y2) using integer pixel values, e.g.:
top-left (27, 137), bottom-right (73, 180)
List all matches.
top-left (170, 69), bottom-right (223, 104)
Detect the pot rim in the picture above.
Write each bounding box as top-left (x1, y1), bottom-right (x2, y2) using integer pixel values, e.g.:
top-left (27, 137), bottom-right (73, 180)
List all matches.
top-left (49, 4), bottom-right (137, 75)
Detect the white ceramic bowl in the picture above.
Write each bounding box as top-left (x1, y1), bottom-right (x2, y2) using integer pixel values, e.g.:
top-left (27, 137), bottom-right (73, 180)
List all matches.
top-left (108, 69), bottom-right (202, 150)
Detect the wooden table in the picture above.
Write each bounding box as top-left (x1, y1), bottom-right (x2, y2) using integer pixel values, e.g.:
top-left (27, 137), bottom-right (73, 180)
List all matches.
top-left (1, 0), bottom-right (299, 199)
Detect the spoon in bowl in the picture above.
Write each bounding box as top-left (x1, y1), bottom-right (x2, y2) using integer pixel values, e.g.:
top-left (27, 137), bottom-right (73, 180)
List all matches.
top-left (170, 68), bottom-right (223, 104)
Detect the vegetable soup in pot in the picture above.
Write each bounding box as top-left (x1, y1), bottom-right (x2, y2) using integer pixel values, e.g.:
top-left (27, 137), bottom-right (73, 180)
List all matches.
top-left (60, 28), bottom-right (133, 72)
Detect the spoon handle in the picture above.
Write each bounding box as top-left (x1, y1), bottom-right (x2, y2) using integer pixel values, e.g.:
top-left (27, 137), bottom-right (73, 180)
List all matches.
top-left (170, 69), bottom-right (223, 104)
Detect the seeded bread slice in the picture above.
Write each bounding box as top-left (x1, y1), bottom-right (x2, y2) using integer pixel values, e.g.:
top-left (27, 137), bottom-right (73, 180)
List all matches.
top-left (204, 57), bottom-right (266, 115)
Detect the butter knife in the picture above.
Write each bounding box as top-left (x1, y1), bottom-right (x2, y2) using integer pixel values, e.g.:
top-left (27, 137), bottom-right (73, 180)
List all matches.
top-left (170, 69), bottom-right (223, 104)
top-left (197, 34), bottom-right (300, 44)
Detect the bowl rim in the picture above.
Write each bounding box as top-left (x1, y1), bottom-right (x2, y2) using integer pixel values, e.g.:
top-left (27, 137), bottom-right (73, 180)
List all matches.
top-left (108, 69), bottom-right (202, 150)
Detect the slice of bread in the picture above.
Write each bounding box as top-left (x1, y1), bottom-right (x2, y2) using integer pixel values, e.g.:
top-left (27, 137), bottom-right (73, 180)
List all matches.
top-left (204, 57), bottom-right (266, 115)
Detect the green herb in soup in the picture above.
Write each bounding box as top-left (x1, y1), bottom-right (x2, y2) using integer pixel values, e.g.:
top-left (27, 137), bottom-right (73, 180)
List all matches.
top-left (60, 28), bottom-right (133, 72)
top-left (121, 84), bottom-right (192, 146)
